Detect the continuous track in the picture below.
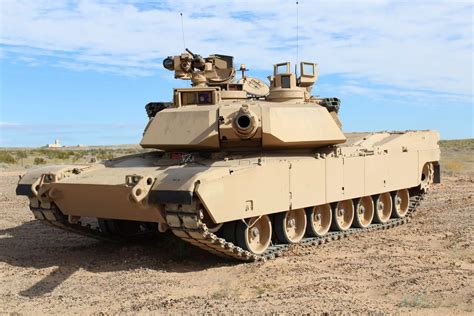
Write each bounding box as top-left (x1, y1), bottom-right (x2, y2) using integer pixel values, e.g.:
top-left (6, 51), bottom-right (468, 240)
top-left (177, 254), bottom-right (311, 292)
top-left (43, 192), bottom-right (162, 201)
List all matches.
top-left (29, 187), bottom-right (425, 261)
top-left (165, 188), bottom-right (424, 262)
top-left (29, 207), bottom-right (155, 242)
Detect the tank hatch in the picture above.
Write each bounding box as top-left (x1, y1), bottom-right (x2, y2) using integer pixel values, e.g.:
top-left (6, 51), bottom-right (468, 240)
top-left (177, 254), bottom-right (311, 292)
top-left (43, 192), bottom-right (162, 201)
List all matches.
top-left (267, 61), bottom-right (318, 102)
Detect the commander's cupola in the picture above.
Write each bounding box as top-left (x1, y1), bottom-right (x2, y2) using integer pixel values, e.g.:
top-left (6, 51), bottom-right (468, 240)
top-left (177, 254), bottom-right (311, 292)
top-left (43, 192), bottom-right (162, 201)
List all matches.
top-left (267, 61), bottom-right (318, 102)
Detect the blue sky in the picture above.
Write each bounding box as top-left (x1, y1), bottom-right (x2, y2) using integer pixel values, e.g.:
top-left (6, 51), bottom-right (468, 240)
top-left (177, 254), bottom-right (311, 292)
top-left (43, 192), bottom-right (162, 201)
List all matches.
top-left (0, 0), bottom-right (473, 147)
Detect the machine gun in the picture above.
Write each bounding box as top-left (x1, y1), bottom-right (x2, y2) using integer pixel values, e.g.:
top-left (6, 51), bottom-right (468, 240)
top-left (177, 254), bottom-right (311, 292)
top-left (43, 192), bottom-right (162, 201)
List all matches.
top-left (162, 49), bottom-right (235, 87)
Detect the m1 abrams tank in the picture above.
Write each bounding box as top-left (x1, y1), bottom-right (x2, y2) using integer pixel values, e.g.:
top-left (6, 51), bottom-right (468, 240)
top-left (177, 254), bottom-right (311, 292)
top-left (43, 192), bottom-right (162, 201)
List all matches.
top-left (16, 50), bottom-right (440, 261)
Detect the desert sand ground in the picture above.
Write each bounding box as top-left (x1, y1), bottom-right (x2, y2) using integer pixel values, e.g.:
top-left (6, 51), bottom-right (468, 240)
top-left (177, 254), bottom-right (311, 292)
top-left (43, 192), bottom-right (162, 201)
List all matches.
top-left (0, 150), bottom-right (473, 314)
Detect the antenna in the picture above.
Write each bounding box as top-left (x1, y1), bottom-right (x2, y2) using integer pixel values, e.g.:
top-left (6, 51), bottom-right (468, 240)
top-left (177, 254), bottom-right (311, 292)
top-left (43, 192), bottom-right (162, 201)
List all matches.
top-left (180, 12), bottom-right (186, 50)
top-left (295, 1), bottom-right (299, 76)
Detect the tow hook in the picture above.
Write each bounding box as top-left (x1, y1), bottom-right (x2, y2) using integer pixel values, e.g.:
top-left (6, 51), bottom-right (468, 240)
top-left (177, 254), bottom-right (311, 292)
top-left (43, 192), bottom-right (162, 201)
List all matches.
top-left (31, 173), bottom-right (58, 209)
top-left (126, 174), bottom-right (155, 203)
top-left (31, 173), bottom-right (56, 198)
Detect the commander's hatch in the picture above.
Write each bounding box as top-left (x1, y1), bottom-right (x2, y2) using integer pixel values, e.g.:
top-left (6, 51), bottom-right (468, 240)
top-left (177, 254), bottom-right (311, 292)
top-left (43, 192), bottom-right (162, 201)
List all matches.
top-left (270, 62), bottom-right (295, 88)
top-left (267, 62), bottom-right (303, 101)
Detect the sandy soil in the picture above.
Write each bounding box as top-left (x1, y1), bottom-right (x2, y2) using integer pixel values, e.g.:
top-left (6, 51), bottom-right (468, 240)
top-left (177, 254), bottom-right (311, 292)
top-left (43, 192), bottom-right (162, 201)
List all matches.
top-left (0, 170), bottom-right (472, 314)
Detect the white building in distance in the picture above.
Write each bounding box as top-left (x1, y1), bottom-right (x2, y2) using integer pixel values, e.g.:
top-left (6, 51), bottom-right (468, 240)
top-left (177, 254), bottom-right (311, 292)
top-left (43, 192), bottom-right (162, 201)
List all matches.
top-left (45, 139), bottom-right (62, 148)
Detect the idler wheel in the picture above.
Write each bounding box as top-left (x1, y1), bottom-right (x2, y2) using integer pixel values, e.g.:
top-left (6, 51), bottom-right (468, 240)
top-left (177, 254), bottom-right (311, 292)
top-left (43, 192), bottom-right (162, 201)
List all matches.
top-left (373, 192), bottom-right (392, 224)
top-left (353, 196), bottom-right (374, 228)
top-left (236, 215), bottom-right (272, 255)
top-left (420, 162), bottom-right (434, 191)
top-left (275, 208), bottom-right (307, 243)
top-left (392, 189), bottom-right (410, 218)
top-left (331, 200), bottom-right (354, 231)
top-left (306, 204), bottom-right (332, 237)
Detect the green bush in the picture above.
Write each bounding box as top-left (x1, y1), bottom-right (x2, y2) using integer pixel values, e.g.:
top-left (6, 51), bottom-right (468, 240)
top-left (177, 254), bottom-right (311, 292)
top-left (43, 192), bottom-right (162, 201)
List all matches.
top-left (97, 153), bottom-right (114, 160)
top-left (16, 151), bottom-right (28, 159)
top-left (34, 157), bottom-right (47, 165)
top-left (57, 151), bottom-right (75, 160)
top-left (72, 153), bottom-right (84, 162)
top-left (0, 152), bottom-right (17, 164)
top-left (97, 151), bottom-right (114, 160)
top-left (35, 149), bottom-right (74, 160)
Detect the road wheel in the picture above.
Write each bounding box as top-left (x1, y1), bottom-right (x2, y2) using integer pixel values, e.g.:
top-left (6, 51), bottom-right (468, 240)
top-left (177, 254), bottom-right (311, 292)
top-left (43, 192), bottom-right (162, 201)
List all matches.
top-left (235, 215), bottom-right (272, 255)
top-left (275, 209), bottom-right (307, 243)
top-left (331, 199), bottom-right (354, 231)
top-left (373, 192), bottom-right (392, 224)
top-left (392, 189), bottom-right (410, 218)
top-left (306, 204), bottom-right (332, 237)
top-left (353, 196), bottom-right (374, 228)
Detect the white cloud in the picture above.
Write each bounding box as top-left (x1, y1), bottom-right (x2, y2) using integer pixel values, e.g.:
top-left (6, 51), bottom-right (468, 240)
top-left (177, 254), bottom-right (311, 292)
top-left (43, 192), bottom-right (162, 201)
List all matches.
top-left (0, 0), bottom-right (472, 99)
top-left (0, 121), bottom-right (22, 128)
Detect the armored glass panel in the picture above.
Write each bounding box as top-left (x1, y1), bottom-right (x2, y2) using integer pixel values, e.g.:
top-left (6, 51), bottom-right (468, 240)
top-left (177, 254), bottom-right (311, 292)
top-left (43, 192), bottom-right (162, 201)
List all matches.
top-left (181, 92), bottom-right (196, 105)
top-left (302, 63), bottom-right (315, 76)
top-left (281, 75), bottom-right (291, 88)
top-left (197, 92), bottom-right (212, 105)
top-left (276, 64), bottom-right (289, 74)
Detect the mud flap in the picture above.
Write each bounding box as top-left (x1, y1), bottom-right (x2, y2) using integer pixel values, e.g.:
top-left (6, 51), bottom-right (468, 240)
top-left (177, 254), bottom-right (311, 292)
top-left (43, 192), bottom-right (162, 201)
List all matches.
top-left (16, 184), bottom-right (34, 197)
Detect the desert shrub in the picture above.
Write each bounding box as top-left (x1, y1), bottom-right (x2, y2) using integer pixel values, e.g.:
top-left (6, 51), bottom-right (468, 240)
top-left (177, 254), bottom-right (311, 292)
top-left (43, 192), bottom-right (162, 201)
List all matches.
top-left (0, 152), bottom-right (17, 164)
top-left (440, 139), bottom-right (474, 152)
top-left (97, 151), bottom-right (114, 160)
top-left (51, 150), bottom-right (74, 160)
top-left (36, 149), bottom-right (75, 160)
top-left (86, 149), bottom-right (99, 156)
top-left (35, 149), bottom-right (50, 157)
top-left (444, 161), bottom-right (463, 173)
top-left (16, 151), bottom-right (28, 159)
top-left (34, 157), bottom-right (47, 165)
top-left (72, 152), bottom-right (84, 162)
top-left (57, 151), bottom-right (75, 160)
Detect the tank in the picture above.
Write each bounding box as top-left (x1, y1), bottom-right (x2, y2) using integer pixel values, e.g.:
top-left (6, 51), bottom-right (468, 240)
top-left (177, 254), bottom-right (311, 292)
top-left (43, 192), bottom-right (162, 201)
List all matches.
top-left (16, 49), bottom-right (441, 261)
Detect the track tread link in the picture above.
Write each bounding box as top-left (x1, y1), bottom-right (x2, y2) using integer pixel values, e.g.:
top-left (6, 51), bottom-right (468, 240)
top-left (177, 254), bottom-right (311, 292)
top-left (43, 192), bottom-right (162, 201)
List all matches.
top-left (29, 206), bottom-right (156, 243)
top-left (30, 206), bottom-right (119, 242)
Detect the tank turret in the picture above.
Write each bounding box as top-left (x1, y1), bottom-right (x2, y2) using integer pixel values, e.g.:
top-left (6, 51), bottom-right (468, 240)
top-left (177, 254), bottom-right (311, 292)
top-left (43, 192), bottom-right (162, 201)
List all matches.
top-left (140, 51), bottom-right (346, 151)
